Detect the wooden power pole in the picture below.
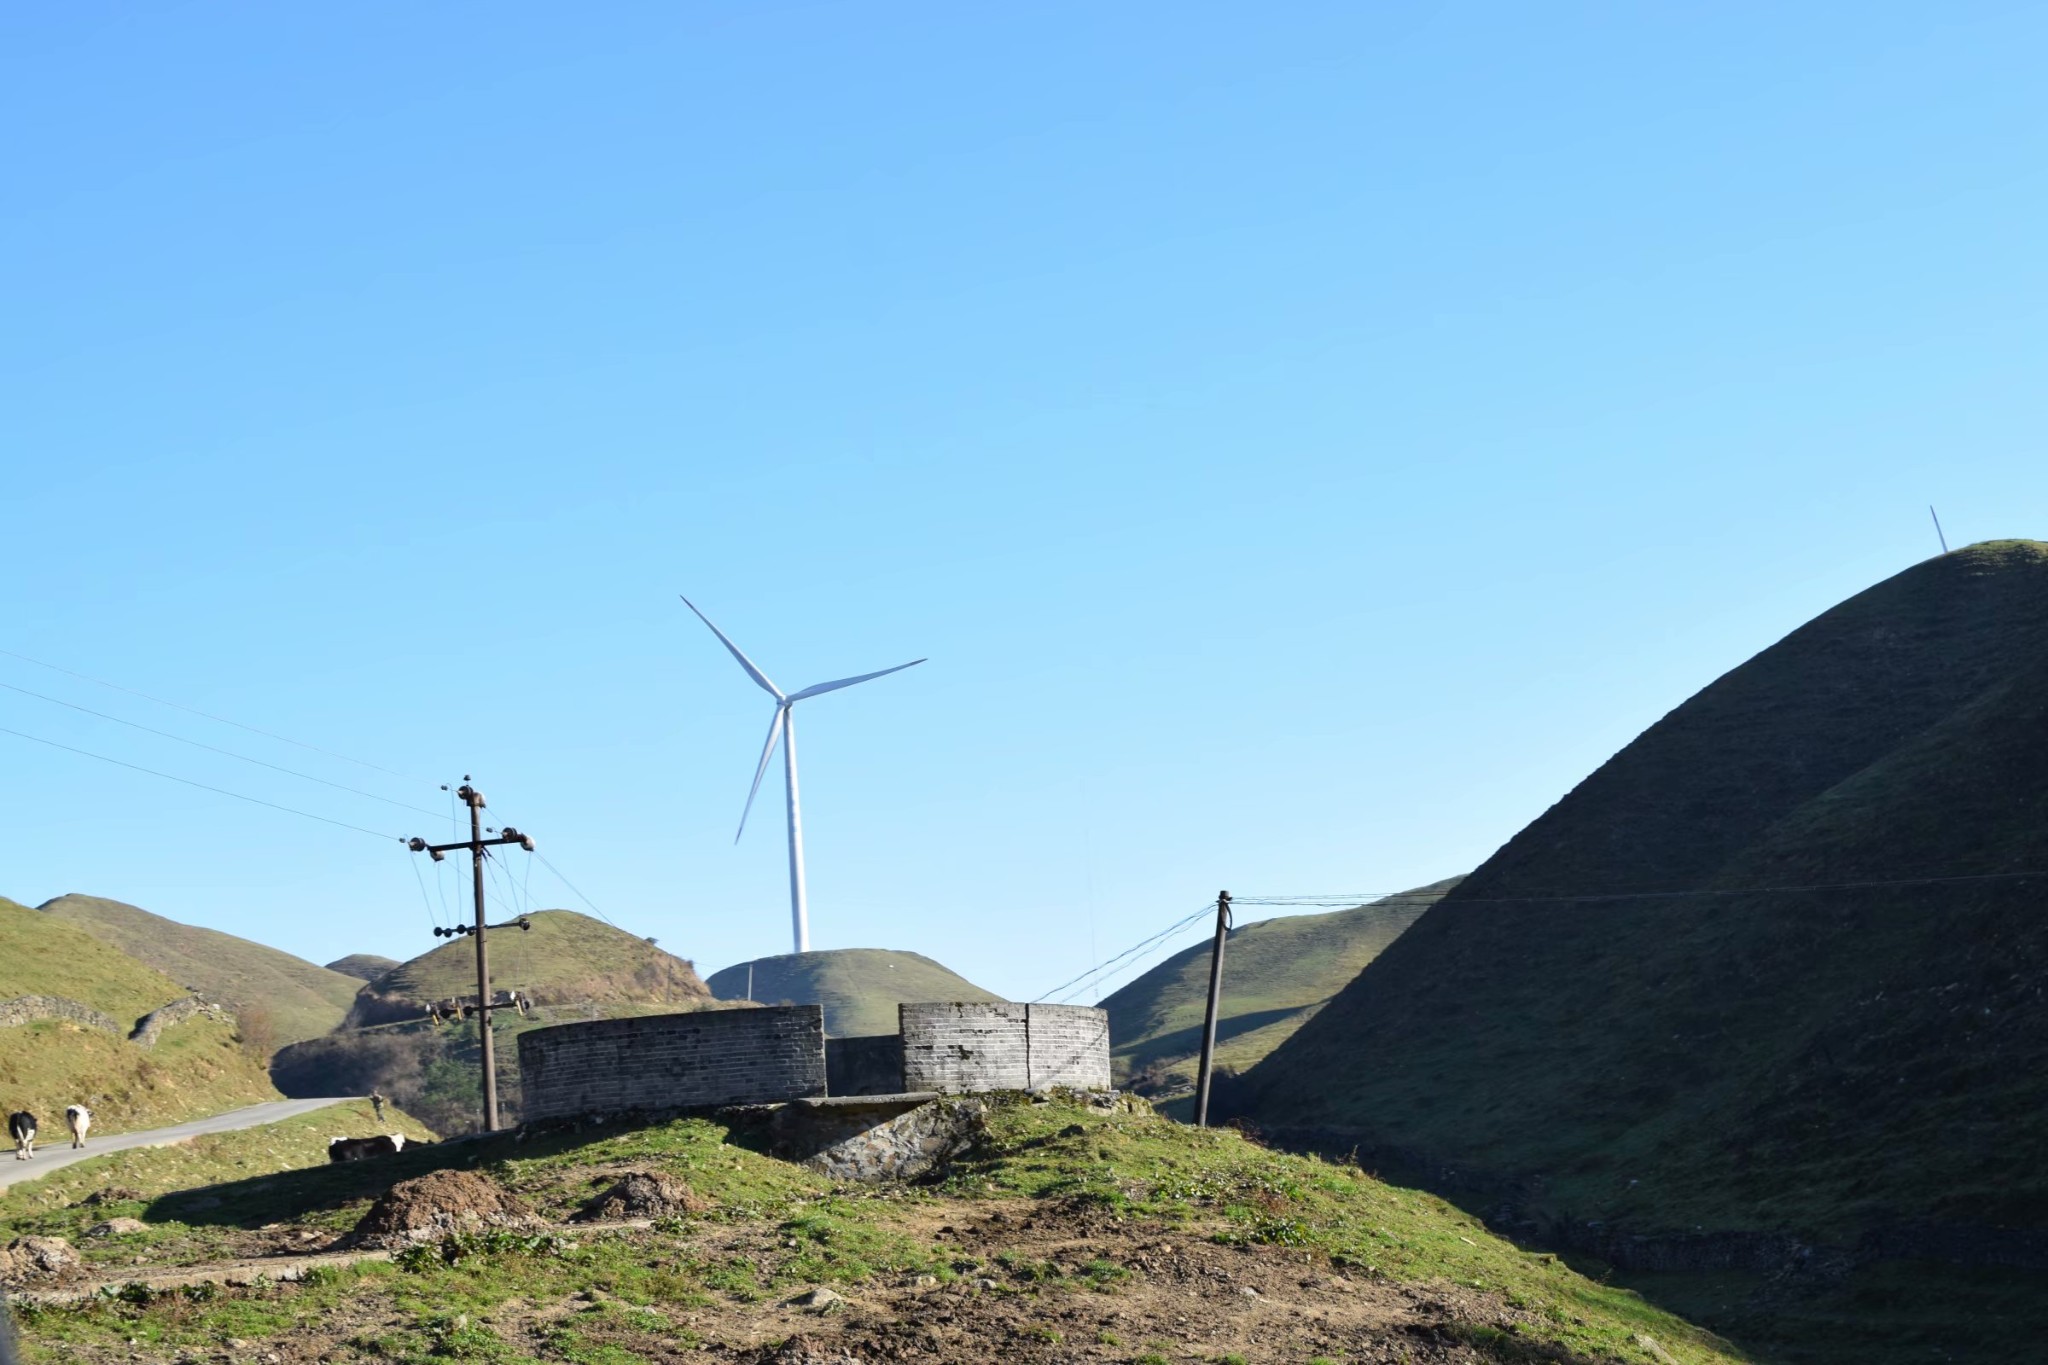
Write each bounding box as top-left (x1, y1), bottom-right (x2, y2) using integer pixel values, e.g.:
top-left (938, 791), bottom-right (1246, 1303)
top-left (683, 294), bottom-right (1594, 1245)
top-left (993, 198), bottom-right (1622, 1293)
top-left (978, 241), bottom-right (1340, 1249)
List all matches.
top-left (408, 780), bottom-right (534, 1131)
top-left (1193, 889), bottom-right (1232, 1128)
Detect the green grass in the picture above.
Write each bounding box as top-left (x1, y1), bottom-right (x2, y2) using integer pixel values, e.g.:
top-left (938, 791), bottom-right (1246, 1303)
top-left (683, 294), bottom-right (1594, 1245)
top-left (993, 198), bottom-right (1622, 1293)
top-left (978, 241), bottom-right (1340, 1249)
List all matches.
top-left (0, 1101), bottom-right (438, 1269)
top-left (1101, 877), bottom-right (1458, 1092)
top-left (0, 898), bottom-right (282, 1126)
top-left (705, 947), bottom-right (1002, 1037)
top-left (40, 893), bottom-right (364, 1046)
top-left (7, 1096), bottom-right (1744, 1365)
top-left (348, 910), bottom-right (715, 1027)
top-left (0, 896), bottom-right (196, 1023)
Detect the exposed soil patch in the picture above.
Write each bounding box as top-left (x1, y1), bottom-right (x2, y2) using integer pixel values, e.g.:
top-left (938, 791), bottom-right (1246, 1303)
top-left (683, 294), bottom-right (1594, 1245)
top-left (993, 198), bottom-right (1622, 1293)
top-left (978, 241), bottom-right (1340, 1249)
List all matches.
top-left (350, 1169), bottom-right (534, 1247)
top-left (574, 1169), bottom-right (708, 1222)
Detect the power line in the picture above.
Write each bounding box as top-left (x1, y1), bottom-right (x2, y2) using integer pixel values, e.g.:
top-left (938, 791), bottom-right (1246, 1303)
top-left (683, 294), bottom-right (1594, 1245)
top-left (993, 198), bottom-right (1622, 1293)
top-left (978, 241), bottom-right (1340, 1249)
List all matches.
top-left (534, 850), bottom-right (619, 929)
top-left (0, 678), bottom-right (443, 818)
top-left (0, 646), bottom-right (417, 779)
top-left (1037, 902), bottom-right (1217, 1004)
top-left (0, 724), bottom-right (400, 842)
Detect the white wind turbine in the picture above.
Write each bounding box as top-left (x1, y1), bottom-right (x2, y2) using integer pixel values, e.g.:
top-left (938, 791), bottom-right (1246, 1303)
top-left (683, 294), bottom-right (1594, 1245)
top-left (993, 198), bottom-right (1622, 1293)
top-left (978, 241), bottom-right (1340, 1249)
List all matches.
top-left (681, 596), bottom-right (926, 954)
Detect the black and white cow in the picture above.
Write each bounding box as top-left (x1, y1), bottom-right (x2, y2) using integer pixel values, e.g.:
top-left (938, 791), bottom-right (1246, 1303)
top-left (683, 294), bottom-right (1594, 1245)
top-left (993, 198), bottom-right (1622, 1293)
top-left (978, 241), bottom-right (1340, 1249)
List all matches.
top-left (65, 1104), bottom-right (93, 1149)
top-left (8, 1111), bottom-right (36, 1160)
top-left (327, 1133), bottom-right (406, 1163)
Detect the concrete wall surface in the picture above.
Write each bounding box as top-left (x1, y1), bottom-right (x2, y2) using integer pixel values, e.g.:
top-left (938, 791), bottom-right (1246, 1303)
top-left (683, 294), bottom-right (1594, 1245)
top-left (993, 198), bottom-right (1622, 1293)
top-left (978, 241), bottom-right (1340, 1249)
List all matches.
top-left (1024, 1003), bottom-right (1112, 1090)
top-left (898, 1002), bottom-right (1111, 1093)
top-left (900, 1002), bottom-right (1029, 1092)
top-left (518, 1006), bottom-right (826, 1121)
top-left (825, 1034), bottom-right (905, 1097)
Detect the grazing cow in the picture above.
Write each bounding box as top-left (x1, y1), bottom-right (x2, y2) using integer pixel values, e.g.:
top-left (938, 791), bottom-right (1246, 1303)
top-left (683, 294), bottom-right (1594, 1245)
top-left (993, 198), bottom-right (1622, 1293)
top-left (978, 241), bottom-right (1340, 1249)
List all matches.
top-left (327, 1133), bottom-right (407, 1163)
top-left (8, 1111), bottom-right (36, 1160)
top-left (65, 1104), bottom-right (93, 1149)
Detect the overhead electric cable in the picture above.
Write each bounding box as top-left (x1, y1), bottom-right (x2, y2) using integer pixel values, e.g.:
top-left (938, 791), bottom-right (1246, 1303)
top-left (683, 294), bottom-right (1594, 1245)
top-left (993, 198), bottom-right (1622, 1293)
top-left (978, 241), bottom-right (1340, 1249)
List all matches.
top-left (0, 678), bottom-right (443, 818)
top-left (1232, 869), bottom-right (2048, 907)
top-left (1036, 902), bottom-right (1217, 1004)
top-left (0, 646), bottom-right (416, 778)
top-left (534, 851), bottom-right (619, 929)
top-left (0, 724), bottom-right (399, 841)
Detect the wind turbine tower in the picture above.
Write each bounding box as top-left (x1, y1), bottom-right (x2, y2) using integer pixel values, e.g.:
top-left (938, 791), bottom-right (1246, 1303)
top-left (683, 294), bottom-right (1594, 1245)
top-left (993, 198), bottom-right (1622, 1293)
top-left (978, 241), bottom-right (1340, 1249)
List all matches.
top-left (681, 596), bottom-right (925, 954)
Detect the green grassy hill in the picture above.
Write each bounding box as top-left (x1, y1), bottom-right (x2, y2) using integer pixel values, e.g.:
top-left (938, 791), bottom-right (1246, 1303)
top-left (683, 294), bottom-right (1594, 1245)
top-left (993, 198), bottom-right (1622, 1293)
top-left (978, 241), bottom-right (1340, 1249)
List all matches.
top-left (1233, 539), bottom-right (2048, 1360)
top-left (40, 894), bottom-right (363, 1046)
top-left (323, 953), bottom-right (400, 982)
top-left (0, 898), bottom-right (279, 1129)
top-left (1102, 877), bottom-right (1459, 1093)
top-left (344, 909), bottom-right (714, 1026)
top-left (5, 1095), bottom-right (1743, 1365)
top-left (705, 947), bottom-right (1001, 1037)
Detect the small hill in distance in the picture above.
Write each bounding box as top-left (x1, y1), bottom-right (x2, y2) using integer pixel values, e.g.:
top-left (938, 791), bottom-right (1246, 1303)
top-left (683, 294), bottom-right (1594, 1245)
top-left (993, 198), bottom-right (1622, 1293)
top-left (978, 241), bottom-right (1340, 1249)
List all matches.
top-left (343, 909), bottom-right (715, 1027)
top-left (0, 896), bottom-right (278, 1127)
top-left (41, 893), bottom-right (363, 1046)
top-left (325, 953), bottom-right (401, 982)
top-left (1101, 876), bottom-right (1460, 1094)
top-left (707, 948), bottom-right (1001, 1037)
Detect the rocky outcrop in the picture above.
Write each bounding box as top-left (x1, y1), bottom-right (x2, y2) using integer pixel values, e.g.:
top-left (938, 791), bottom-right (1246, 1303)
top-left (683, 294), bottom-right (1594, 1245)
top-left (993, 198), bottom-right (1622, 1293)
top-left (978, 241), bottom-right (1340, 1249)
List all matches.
top-left (128, 996), bottom-right (233, 1048)
top-left (0, 995), bottom-right (121, 1035)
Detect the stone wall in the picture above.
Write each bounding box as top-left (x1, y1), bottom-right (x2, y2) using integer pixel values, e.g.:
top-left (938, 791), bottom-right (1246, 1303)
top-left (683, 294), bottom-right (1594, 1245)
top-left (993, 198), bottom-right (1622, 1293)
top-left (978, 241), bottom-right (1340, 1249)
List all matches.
top-left (517, 1006), bottom-right (826, 1121)
top-left (900, 1002), bottom-right (1029, 1092)
top-left (128, 997), bottom-right (231, 1049)
top-left (825, 1034), bottom-right (905, 1097)
top-left (0, 996), bottom-right (121, 1036)
top-left (1024, 1003), bottom-right (1112, 1090)
top-left (898, 1002), bottom-right (1111, 1093)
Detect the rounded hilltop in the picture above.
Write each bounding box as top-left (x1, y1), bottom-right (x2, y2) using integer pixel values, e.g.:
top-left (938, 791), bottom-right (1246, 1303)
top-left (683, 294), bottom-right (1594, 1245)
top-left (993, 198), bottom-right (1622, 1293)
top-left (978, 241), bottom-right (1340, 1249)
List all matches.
top-left (706, 947), bottom-right (1001, 1038)
top-left (344, 909), bottom-right (715, 1027)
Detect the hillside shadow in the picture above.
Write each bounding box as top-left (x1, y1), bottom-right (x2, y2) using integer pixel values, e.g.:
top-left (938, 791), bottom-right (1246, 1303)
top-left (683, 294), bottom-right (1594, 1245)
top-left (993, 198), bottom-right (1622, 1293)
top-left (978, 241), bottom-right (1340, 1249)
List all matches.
top-left (1116, 1006), bottom-right (1305, 1076)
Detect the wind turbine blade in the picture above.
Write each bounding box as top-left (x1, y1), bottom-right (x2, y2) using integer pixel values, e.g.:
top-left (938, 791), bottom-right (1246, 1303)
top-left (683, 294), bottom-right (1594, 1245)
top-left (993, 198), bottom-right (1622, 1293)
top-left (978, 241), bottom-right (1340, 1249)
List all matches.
top-left (736, 706), bottom-right (786, 843)
top-left (679, 596), bottom-right (784, 700)
top-left (784, 658), bottom-right (927, 702)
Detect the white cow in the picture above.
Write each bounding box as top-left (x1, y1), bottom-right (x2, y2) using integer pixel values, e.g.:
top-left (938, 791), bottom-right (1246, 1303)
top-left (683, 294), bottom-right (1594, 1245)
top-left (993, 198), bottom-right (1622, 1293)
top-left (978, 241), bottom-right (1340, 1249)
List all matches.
top-left (65, 1104), bottom-right (92, 1149)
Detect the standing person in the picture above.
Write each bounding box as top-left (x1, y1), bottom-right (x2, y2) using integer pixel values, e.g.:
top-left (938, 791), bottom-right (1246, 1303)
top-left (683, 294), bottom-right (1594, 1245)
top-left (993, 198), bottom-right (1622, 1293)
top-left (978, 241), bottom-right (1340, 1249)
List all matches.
top-left (369, 1091), bottom-right (387, 1123)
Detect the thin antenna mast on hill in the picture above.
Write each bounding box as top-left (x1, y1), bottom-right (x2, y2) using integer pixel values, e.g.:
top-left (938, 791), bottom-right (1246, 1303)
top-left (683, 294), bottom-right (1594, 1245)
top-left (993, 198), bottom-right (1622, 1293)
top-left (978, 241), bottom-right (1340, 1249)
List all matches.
top-left (1929, 506), bottom-right (1950, 554)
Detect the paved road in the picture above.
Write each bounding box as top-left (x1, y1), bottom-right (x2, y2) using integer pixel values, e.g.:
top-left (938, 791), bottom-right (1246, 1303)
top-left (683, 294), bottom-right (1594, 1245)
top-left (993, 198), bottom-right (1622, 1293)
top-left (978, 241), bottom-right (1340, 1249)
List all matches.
top-left (0, 1097), bottom-right (361, 1192)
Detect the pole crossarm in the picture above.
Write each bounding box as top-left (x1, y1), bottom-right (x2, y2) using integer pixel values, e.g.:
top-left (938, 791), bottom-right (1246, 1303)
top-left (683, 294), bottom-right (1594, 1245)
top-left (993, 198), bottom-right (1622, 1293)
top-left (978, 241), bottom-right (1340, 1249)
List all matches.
top-left (409, 829), bottom-right (534, 860)
top-left (432, 915), bottom-right (533, 939)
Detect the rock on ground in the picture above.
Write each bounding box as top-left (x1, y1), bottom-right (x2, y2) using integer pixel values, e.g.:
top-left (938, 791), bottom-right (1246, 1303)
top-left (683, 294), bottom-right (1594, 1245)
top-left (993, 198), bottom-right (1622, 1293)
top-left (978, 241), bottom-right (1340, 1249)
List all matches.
top-left (1, 1236), bottom-right (81, 1285)
top-left (574, 1170), bottom-right (708, 1222)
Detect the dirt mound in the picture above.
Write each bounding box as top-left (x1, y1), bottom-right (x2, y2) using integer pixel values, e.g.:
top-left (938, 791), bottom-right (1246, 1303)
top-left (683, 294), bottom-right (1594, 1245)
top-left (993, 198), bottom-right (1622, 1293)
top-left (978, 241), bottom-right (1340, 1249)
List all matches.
top-left (80, 1186), bottom-right (143, 1206)
top-left (351, 1170), bottom-right (533, 1247)
top-left (0, 1236), bottom-right (81, 1285)
top-left (574, 1170), bottom-right (709, 1222)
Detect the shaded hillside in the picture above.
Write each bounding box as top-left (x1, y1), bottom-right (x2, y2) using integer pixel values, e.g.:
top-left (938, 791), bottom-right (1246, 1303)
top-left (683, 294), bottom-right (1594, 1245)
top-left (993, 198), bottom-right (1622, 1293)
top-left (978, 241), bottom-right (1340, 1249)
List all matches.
top-left (324, 953), bottom-right (400, 982)
top-left (0, 897), bottom-right (279, 1127)
top-left (1102, 877), bottom-right (1457, 1093)
top-left (707, 948), bottom-right (1000, 1037)
top-left (343, 909), bottom-right (714, 1027)
top-left (1233, 541), bottom-right (2048, 1355)
top-left (41, 894), bottom-right (362, 1045)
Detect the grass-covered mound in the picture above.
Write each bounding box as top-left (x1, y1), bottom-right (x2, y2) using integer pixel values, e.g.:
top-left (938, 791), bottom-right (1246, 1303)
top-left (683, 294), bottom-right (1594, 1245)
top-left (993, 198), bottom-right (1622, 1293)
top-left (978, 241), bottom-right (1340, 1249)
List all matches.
top-left (0, 898), bottom-right (279, 1128)
top-left (345, 909), bottom-right (715, 1026)
top-left (1102, 878), bottom-right (1458, 1094)
top-left (707, 947), bottom-right (1002, 1037)
top-left (6, 1096), bottom-right (1742, 1364)
top-left (323, 953), bottom-right (400, 982)
top-left (40, 893), bottom-right (363, 1047)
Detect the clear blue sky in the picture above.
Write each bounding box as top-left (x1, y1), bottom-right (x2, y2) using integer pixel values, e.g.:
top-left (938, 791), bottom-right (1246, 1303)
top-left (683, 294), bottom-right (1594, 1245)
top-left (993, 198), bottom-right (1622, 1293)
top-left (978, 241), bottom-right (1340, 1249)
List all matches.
top-left (4, 4), bottom-right (2043, 1004)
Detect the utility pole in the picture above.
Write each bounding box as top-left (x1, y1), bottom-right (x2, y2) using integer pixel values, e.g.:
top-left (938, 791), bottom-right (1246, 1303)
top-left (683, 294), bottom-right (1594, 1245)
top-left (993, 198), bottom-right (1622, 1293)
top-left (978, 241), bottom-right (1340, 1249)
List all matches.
top-left (408, 779), bottom-right (534, 1132)
top-left (1193, 890), bottom-right (1232, 1128)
